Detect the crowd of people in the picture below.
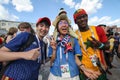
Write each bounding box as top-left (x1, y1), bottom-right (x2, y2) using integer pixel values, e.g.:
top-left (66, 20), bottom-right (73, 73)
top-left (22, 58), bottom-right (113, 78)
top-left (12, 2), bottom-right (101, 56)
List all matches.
top-left (0, 8), bottom-right (120, 80)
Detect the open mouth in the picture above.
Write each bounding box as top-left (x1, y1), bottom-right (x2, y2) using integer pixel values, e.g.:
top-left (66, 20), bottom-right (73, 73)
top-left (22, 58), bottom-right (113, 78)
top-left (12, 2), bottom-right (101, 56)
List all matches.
top-left (62, 28), bottom-right (68, 32)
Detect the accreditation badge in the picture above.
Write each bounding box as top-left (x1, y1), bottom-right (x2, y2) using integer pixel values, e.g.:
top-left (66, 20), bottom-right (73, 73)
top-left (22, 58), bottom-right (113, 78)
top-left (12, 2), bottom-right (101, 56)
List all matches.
top-left (89, 54), bottom-right (97, 67)
top-left (60, 64), bottom-right (70, 78)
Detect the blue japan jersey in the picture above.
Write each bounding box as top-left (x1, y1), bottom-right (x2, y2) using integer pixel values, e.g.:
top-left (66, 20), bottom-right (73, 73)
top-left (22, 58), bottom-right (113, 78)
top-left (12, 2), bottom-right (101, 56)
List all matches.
top-left (4, 32), bottom-right (45, 80)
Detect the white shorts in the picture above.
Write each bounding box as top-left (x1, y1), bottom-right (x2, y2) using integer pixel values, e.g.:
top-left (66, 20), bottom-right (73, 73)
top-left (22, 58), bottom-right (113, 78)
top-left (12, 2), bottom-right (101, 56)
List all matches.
top-left (48, 72), bottom-right (80, 80)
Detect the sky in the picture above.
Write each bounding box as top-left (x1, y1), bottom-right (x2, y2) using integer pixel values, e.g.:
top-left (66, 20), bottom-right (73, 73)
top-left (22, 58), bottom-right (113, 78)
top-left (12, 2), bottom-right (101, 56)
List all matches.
top-left (0, 0), bottom-right (120, 35)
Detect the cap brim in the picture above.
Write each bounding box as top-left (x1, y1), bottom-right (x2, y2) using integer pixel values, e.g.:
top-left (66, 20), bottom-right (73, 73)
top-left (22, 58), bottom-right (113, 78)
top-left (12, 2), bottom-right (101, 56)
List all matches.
top-left (36, 17), bottom-right (51, 26)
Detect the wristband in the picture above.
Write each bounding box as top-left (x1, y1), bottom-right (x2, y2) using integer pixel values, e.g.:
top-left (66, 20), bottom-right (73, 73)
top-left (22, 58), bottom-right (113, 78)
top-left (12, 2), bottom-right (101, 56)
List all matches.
top-left (79, 64), bottom-right (84, 69)
top-left (79, 64), bottom-right (85, 71)
top-left (99, 43), bottom-right (104, 49)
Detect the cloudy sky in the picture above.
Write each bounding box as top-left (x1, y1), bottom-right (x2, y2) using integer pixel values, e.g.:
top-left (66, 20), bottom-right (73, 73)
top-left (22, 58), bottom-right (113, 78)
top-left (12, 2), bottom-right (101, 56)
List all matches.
top-left (0, 0), bottom-right (120, 34)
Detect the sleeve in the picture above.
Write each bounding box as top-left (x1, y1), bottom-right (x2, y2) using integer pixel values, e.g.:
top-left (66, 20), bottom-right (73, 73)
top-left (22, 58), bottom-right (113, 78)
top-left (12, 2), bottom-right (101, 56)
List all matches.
top-left (5, 32), bottom-right (30, 51)
top-left (74, 38), bottom-right (82, 56)
top-left (96, 27), bottom-right (108, 43)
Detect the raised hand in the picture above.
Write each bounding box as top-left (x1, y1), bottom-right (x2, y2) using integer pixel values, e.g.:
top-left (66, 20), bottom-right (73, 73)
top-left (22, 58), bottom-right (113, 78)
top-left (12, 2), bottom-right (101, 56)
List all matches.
top-left (88, 36), bottom-right (101, 48)
top-left (24, 48), bottom-right (40, 60)
top-left (47, 36), bottom-right (57, 66)
top-left (82, 67), bottom-right (101, 80)
top-left (47, 36), bottom-right (57, 50)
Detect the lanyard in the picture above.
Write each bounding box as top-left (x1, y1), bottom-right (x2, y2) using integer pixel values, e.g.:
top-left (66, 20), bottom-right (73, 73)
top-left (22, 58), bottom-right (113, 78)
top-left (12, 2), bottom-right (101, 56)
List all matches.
top-left (46, 38), bottom-right (50, 57)
top-left (60, 46), bottom-right (68, 62)
top-left (78, 27), bottom-right (96, 55)
top-left (35, 34), bottom-right (41, 63)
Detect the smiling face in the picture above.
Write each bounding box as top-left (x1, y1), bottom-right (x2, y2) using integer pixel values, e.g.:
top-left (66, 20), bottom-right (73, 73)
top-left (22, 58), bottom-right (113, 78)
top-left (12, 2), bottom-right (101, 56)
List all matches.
top-left (75, 14), bottom-right (88, 30)
top-left (57, 20), bottom-right (69, 36)
top-left (36, 22), bottom-right (50, 39)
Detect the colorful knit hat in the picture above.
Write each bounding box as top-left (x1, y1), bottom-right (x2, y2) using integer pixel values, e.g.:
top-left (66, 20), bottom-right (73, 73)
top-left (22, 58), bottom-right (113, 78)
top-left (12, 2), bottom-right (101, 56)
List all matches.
top-left (52, 8), bottom-right (78, 40)
top-left (73, 9), bottom-right (87, 23)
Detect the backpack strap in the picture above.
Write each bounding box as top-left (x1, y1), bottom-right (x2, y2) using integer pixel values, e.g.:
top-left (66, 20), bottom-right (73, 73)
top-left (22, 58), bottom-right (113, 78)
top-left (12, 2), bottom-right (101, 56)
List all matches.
top-left (0, 33), bottom-right (35, 79)
top-left (18, 33), bottom-right (34, 51)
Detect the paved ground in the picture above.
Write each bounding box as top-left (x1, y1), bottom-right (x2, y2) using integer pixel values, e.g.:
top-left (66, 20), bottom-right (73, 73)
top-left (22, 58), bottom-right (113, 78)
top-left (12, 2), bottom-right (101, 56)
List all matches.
top-left (38, 62), bottom-right (50, 80)
top-left (38, 55), bottom-right (120, 80)
top-left (107, 55), bottom-right (120, 80)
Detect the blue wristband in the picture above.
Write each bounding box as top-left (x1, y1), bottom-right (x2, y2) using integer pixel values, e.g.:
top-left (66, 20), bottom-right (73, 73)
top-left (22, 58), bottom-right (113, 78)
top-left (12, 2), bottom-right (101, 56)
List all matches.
top-left (99, 43), bottom-right (104, 49)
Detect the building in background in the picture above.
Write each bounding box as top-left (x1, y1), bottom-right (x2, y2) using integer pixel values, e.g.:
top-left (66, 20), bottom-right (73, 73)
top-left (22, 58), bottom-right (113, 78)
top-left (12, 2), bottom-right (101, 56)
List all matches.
top-left (106, 25), bottom-right (120, 34)
top-left (0, 20), bottom-right (120, 35)
top-left (0, 20), bottom-right (36, 35)
top-left (0, 28), bottom-right (7, 35)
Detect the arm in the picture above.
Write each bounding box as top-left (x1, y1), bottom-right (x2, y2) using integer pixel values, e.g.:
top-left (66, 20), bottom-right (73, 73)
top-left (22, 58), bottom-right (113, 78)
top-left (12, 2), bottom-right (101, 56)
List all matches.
top-left (74, 38), bottom-right (101, 80)
top-left (47, 36), bottom-right (57, 66)
top-left (50, 49), bottom-right (56, 66)
top-left (0, 46), bottom-right (40, 61)
top-left (96, 27), bottom-right (110, 50)
top-left (75, 55), bottom-right (101, 80)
